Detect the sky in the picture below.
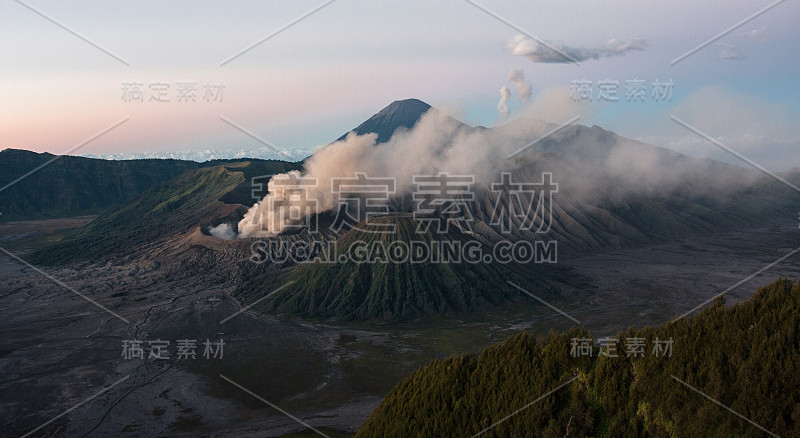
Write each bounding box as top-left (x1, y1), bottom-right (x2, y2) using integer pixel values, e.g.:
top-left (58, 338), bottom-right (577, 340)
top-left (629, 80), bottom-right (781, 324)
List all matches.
top-left (1, 0), bottom-right (799, 170)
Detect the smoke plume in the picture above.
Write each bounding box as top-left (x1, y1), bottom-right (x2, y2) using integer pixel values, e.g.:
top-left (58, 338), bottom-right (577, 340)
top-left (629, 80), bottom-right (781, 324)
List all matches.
top-left (209, 223), bottom-right (237, 240)
top-left (238, 106), bottom-right (543, 237)
top-left (236, 90), bottom-right (762, 239)
top-left (497, 86), bottom-right (511, 118)
top-left (508, 69), bottom-right (532, 103)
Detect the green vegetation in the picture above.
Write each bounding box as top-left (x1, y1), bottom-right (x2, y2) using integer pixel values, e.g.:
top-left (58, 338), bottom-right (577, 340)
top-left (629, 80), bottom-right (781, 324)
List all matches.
top-left (356, 278), bottom-right (800, 437)
top-left (239, 217), bottom-right (570, 321)
top-left (27, 160), bottom-right (300, 264)
top-left (0, 149), bottom-right (201, 221)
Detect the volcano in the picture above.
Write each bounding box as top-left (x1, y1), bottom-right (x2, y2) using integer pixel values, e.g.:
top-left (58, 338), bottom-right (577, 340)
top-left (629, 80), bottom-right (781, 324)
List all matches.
top-left (337, 98), bottom-right (471, 144)
top-left (237, 216), bottom-right (573, 321)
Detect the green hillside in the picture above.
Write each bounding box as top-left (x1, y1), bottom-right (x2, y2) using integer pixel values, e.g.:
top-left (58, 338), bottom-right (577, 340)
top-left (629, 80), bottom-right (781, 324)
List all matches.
top-left (27, 160), bottom-right (300, 264)
top-left (0, 149), bottom-right (202, 221)
top-left (357, 278), bottom-right (800, 437)
top-left (238, 216), bottom-right (572, 321)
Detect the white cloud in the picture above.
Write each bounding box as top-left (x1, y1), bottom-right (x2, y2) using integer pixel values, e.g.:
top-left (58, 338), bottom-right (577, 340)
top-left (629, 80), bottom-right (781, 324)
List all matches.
top-left (718, 43), bottom-right (745, 60)
top-left (82, 146), bottom-right (311, 162)
top-left (740, 29), bottom-right (766, 40)
top-left (506, 35), bottom-right (646, 63)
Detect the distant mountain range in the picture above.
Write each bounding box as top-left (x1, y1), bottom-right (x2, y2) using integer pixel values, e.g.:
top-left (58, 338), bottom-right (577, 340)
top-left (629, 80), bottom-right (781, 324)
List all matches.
top-left (0, 99), bottom-right (448, 222)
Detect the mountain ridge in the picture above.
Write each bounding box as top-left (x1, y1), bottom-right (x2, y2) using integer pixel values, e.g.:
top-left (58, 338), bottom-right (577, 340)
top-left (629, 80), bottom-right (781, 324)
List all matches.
top-left (0, 149), bottom-right (204, 222)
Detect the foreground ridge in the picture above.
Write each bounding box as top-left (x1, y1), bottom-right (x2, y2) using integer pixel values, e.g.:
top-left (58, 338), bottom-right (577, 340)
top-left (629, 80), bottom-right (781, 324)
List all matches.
top-left (357, 278), bottom-right (800, 437)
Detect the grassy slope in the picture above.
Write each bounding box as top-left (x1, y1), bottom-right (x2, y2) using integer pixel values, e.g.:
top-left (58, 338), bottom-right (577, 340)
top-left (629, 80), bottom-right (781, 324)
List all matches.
top-left (238, 217), bottom-right (571, 321)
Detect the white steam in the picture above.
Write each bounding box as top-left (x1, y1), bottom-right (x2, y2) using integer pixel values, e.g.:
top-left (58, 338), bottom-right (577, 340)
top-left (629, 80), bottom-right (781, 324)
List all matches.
top-left (235, 87), bottom-right (763, 239)
top-left (209, 223), bottom-right (237, 240)
top-left (508, 69), bottom-right (532, 103)
top-left (497, 86), bottom-right (511, 118)
top-left (239, 106), bottom-right (551, 237)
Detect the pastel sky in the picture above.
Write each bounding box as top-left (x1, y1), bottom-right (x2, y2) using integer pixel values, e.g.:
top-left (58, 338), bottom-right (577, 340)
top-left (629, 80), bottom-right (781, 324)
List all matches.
top-left (1, 0), bottom-right (799, 170)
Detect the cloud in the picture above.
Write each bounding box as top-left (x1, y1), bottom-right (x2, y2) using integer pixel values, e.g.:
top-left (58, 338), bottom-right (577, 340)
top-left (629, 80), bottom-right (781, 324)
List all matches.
top-left (508, 69), bottom-right (532, 103)
top-left (506, 35), bottom-right (646, 63)
top-left (82, 146), bottom-right (309, 162)
top-left (740, 29), bottom-right (766, 40)
top-left (718, 43), bottom-right (745, 60)
top-left (498, 86), bottom-right (511, 118)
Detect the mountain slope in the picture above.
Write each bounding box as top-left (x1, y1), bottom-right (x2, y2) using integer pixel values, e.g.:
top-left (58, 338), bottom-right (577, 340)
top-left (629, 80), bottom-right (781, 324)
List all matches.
top-left (465, 145), bottom-right (795, 256)
top-left (357, 278), bottom-right (800, 437)
top-left (238, 216), bottom-right (574, 321)
top-left (0, 149), bottom-right (203, 221)
top-left (27, 160), bottom-right (301, 264)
